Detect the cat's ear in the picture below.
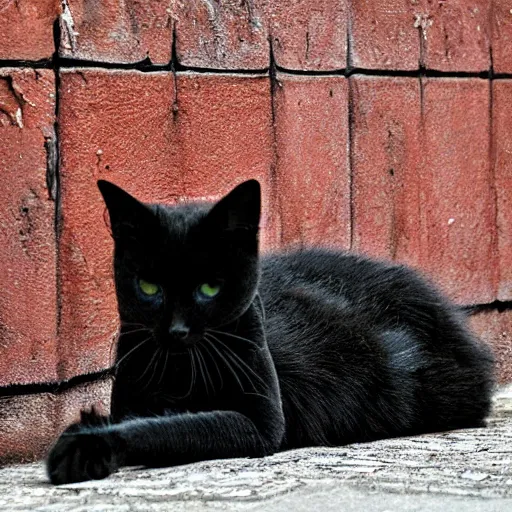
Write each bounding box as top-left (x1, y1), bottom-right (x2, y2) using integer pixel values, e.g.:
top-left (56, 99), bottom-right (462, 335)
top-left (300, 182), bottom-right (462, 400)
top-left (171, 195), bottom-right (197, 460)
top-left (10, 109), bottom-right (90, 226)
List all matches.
top-left (97, 180), bottom-right (157, 241)
top-left (205, 179), bottom-right (261, 235)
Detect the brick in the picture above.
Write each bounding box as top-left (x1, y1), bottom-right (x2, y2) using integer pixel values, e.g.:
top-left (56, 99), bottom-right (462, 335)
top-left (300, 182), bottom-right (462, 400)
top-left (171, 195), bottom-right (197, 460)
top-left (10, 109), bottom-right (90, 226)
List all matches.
top-left (174, 0), bottom-right (268, 70)
top-left (350, 1), bottom-right (491, 72)
top-left (0, 69), bottom-right (57, 386)
top-left (0, 394), bottom-right (55, 463)
top-left (59, 1), bottom-right (348, 70)
top-left (351, 77), bottom-right (497, 305)
top-left (0, 378), bottom-right (111, 463)
top-left (493, 0), bottom-right (512, 73)
top-left (470, 309), bottom-right (512, 384)
top-left (422, 78), bottom-right (497, 304)
top-left (59, 0), bottom-right (172, 64)
top-left (58, 70), bottom-right (275, 379)
top-left (55, 377), bottom-right (112, 437)
top-left (0, 0), bottom-right (60, 60)
top-left (423, 0), bottom-right (491, 72)
top-left (273, 73), bottom-right (350, 248)
top-left (267, 0), bottom-right (347, 71)
top-left (351, 76), bottom-right (423, 268)
top-left (176, 74), bottom-right (278, 248)
top-left (493, 81), bottom-right (512, 301)
top-left (349, 0), bottom-right (420, 70)
top-left (58, 70), bottom-right (178, 381)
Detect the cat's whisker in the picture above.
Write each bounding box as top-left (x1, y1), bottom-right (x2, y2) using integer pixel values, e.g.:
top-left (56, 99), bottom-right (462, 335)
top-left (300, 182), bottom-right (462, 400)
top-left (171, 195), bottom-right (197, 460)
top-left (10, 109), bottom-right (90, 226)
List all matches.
top-left (206, 333), bottom-right (267, 391)
top-left (219, 343), bottom-right (267, 393)
top-left (156, 350), bottom-right (195, 401)
top-left (194, 346), bottom-right (208, 396)
top-left (220, 347), bottom-right (259, 393)
top-left (156, 348), bottom-right (169, 388)
top-left (120, 321), bottom-right (147, 328)
top-left (119, 327), bottom-right (152, 336)
top-left (196, 344), bottom-right (215, 396)
top-left (109, 324), bottom-right (150, 366)
top-left (203, 334), bottom-right (245, 393)
top-left (207, 329), bottom-right (257, 346)
top-left (242, 390), bottom-right (273, 401)
top-left (206, 330), bottom-right (268, 393)
top-left (116, 324), bottom-right (153, 366)
top-left (149, 349), bottom-right (166, 390)
top-left (119, 322), bottom-right (151, 337)
top-left (114, 336), bottom-right (153, 369)
top-left (185, 348), bottom-right (197, 398)
top-left (136, 347), bottom-right (161, 390)
top-left (200, 340), bottom-right (224, 391)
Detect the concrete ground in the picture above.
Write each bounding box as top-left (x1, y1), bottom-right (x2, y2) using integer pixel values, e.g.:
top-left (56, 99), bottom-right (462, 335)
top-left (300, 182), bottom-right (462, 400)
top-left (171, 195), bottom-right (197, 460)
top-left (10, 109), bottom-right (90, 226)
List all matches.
top-left (1, 386), bottom-right (511, 512)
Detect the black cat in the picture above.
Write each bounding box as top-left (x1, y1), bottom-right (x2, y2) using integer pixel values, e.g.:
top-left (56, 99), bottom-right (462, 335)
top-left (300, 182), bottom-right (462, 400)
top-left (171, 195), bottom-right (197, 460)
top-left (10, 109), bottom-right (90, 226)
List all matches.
top-left (47, 179), bottom-right (495, 484)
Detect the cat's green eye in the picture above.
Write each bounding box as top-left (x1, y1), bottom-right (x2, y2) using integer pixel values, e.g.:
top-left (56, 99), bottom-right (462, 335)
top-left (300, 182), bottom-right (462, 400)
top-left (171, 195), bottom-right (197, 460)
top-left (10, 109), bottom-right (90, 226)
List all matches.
top-left (198, 283), bottom-right (221, 299)
top-left (138, 279), bottom-right (160, 296)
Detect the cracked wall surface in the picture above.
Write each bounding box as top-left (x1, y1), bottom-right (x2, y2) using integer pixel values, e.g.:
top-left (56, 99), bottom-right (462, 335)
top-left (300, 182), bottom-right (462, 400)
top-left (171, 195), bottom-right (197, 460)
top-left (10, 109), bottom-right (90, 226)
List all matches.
top-left (0, 0), bottom-right (511, 463)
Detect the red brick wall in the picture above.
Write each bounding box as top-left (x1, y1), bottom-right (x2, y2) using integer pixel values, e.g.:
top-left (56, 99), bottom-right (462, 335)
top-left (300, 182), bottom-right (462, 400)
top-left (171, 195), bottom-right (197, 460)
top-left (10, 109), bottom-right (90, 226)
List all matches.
top-left (0, 0), bottom-right (511, 462)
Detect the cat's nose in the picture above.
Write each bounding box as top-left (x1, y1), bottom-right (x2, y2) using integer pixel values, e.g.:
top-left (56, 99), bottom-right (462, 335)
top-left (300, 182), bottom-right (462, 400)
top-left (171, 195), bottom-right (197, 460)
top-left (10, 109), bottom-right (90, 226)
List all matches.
top-left (169, 323), bottom-right (190, 340)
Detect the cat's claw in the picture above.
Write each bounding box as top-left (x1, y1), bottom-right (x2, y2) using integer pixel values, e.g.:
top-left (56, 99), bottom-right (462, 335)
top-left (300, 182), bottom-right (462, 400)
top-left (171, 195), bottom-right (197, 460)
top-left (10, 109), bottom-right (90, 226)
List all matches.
top-left (47, 430), bottom-right (120, 485)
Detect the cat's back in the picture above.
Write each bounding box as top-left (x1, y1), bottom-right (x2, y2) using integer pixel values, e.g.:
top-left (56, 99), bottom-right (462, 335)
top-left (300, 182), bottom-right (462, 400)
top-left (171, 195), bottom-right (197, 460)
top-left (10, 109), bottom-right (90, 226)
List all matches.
top-left (259, 248), bottom-right (441, 325)
top-left (257, 248), bottom-right (494, 448)
top-left (259, 247), bottom-right (483, 355)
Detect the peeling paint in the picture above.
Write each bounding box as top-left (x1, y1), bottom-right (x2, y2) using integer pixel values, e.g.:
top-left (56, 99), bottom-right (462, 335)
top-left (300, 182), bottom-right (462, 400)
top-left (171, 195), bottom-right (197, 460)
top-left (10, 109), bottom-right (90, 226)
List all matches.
top-left (202, 0), bottom-right (226, 62)
top-left (414, 13), bottom-right (433, 41)
top-left (14, 107), bottom-right (23, 128)
top-left (0, 76), bottom-right (26, 128)
top-left (0, 0), bottom-right (14, 14)
top-left (177, 0), bottom-right (264, 66)
top-left (60, 0), bottom-right (79, 52)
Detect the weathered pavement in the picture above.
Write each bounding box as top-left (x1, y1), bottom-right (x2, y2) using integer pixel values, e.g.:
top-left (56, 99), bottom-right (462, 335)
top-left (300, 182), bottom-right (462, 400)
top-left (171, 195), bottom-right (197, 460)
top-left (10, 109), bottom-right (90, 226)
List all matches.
top-left (1, 386), bottom-right (511, 512)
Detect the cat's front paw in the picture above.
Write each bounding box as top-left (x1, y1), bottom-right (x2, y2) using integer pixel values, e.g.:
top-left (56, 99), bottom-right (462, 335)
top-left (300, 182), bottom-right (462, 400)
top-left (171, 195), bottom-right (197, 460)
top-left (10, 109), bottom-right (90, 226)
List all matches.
top-left (47, 429), bottom-right (121, 485)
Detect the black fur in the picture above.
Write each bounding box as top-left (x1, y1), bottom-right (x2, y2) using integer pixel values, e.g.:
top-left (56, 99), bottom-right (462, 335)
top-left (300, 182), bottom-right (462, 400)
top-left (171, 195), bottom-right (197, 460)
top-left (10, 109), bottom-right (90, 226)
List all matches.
top-left (47, 179), bottom-right (495, 484)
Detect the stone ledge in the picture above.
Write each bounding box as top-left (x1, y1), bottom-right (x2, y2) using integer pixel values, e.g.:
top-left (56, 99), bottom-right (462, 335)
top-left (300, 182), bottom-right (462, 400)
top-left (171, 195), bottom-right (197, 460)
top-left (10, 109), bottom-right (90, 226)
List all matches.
top-left (1, 386), bottom-right (511, 511)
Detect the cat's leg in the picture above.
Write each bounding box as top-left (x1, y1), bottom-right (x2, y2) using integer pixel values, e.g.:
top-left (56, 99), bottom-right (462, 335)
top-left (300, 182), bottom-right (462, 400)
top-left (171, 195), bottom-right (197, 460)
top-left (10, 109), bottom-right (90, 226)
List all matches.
top-left (47, 403), bottom-right (284, 485)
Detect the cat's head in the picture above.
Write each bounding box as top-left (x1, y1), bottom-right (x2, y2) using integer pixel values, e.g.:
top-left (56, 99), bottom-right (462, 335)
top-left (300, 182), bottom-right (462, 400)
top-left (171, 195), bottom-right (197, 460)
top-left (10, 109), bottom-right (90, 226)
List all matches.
top-left (98, 179), bottom-right (261, 352)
